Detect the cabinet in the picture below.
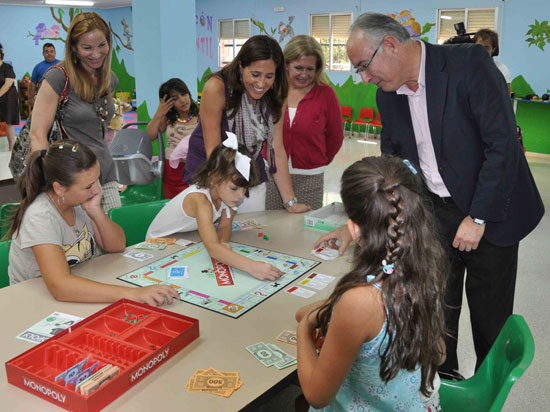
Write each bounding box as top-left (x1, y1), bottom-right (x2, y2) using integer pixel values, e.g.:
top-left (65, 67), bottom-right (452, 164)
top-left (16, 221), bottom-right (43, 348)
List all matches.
top-left (17, 80), bottom-right (31, 120)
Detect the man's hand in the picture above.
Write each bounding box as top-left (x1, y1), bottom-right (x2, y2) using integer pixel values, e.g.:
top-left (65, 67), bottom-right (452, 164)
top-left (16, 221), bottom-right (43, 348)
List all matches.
top-left (452, 216), bottom-right (485, 252)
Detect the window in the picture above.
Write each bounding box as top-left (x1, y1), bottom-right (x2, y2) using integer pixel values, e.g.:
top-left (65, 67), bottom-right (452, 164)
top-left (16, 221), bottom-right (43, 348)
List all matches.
top-left (311, 13), bottom-right (352, 71)
top-left (218, 19), bottom-right (250, 67)
top-left (437, 8), bottom-right (497, 44)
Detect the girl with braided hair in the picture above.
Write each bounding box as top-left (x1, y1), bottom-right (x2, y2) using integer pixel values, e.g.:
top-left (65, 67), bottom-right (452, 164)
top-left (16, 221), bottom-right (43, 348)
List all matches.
top-left (296, 155), bottom-right (447, 411)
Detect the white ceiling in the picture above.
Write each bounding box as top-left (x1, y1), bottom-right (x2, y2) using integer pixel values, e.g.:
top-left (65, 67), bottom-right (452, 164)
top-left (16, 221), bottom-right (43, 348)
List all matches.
top-left (0, 0), bottom-right (131, 9)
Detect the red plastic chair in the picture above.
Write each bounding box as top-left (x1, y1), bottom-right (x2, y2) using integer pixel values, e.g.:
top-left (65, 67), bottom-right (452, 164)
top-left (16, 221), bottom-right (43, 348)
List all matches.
top-left (351, 107), bottom-right (374, 138)
top-left (341, 106), bottom-right (352, 138)
top-left (367, 112), bottom-right (382, 138)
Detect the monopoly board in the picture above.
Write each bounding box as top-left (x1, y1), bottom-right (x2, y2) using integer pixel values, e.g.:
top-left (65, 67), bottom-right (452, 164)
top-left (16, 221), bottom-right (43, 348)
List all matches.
top-left (117, 241), bottom-right (320, 318)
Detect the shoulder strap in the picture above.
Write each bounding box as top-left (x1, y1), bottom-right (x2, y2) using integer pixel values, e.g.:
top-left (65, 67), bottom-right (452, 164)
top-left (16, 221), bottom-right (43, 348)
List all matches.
top-left (39, 64), bottom-right (70, 105)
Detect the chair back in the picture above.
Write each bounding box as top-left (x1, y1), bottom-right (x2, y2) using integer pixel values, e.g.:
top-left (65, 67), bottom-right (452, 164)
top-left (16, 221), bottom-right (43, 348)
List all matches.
top-left (120, 178), bottom-right (164, 206)
top-left (109, 198), bottom-right (170, 246)
top-left (358, 107), bottom-right (374, 122)
top-left (0, 202), bottom-right (19, 240)
top-left (439, 314), bottom-right (535, 412)
top-left (341, 106), bottom-right (352, 122)
top-left (110, 122), bottom-right (165, 186)
top-left (0, 239), bottom-right (11, 288)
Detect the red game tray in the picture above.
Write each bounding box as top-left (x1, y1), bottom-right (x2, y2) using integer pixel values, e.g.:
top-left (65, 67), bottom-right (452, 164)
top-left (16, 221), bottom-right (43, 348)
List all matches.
top-left (5, 299), bottom-right (199, 412)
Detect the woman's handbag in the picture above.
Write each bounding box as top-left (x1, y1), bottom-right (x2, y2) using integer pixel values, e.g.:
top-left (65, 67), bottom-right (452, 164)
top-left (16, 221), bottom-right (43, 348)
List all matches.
top-left (8, 65), bottom-right (70, 180)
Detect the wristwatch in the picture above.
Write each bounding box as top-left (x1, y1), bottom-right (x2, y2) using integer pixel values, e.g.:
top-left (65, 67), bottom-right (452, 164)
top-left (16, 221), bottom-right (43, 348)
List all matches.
top-left (472, 217), bottom-right (486, 225)
top-left (283, 197), bottom-right (298, 209)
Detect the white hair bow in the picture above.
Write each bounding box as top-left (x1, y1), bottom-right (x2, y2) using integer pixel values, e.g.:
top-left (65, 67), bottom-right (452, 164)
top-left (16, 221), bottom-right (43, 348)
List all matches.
top-left (223, 132), bottom-right (251, 181)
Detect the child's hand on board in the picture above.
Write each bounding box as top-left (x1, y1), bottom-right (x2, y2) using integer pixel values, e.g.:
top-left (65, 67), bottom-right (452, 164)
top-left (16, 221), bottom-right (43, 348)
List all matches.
top-left (131, 285), bottom-right (179, 306)
top-left (249, 261), bottom-right (284, 281)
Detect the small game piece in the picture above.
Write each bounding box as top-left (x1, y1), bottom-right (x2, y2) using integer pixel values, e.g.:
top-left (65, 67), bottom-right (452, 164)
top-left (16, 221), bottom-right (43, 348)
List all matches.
top-left (263, 235), bottom-right (269, 240)
top-left (124, 313), bottom-right (147, 323)
top-left (258, 232), bottom-right (263, 237)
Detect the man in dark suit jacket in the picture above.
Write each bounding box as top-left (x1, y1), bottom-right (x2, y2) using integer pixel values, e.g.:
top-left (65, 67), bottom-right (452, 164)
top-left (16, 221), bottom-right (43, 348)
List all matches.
top-left (344, 13), bottom-right (544, 376)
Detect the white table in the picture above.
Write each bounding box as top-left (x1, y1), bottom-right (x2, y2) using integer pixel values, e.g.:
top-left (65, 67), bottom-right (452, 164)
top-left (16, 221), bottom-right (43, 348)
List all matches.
top-left (0, 211), bottom-right (352, 411)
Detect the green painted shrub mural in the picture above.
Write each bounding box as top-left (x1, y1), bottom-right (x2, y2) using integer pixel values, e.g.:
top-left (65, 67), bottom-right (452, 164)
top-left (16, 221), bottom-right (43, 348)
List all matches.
top-left (111, 50), bottom-right (135, 94)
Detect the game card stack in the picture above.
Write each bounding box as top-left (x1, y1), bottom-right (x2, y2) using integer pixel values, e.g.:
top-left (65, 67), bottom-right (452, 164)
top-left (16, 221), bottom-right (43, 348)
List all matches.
top-left (185, 367), bottom-right (242, 397)
top-left (246, 342), bottom-right (297, 369)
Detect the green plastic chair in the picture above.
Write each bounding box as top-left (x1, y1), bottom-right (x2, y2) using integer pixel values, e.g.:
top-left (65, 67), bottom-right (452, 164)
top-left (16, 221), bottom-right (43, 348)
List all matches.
top-left (439, 314), bottom-right (535, 412)
top-left (0, 202), bottom-right (19, 240)
top-left (109, 198), bottom-right (169, 246)
top-left (119, 178), bottom-right (164, 206)
top-left (0, 239), bottom-right (12, 288)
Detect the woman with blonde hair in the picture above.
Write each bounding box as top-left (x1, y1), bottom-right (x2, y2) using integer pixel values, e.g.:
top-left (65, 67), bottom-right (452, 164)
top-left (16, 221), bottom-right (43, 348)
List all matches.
top-left (266, 35), bottom-right (343, 210)
top-left (30, 12), bottom-right (121, 212)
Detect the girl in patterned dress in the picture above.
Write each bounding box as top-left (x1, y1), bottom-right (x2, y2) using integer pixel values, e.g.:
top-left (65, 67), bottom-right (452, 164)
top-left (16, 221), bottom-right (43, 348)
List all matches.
top-left (296, 156), bottom-right (446, 411)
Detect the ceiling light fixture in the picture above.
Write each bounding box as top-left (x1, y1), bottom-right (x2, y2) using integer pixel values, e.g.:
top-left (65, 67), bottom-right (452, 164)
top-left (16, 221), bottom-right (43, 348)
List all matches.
top-left (45, 0), bottom-right (95, 6)
top-left (440, 15), bottom-right (452, 20)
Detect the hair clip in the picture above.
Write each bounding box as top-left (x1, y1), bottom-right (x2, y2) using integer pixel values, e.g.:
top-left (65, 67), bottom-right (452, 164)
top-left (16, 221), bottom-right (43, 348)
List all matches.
top-left (403, 159), bottom-right (418, 175)
top-left (223, 132), bottom-right (251, 181)
top-left (382, 259), bottom-right (395, 275)
top-left (71, 143), bottom-right (79, 152)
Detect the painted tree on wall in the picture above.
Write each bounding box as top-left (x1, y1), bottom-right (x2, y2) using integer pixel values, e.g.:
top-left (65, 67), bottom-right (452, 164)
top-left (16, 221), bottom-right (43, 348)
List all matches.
top-left (526, 19), bottom-right (550, 51)
top-left (251, 15), bottom-right (295, 43)
top-left (27, 7), bottom-right (133, 52)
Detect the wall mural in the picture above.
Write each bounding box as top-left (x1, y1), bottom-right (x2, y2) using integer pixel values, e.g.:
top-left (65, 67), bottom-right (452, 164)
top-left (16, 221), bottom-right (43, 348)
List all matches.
top-left (388, 10), bottom-right (434, 42)
top-left (326, 9), bottom-right (436, 129)
top-left (251, 15), bottom-right (295, 44)
top-left (526, 19), bottom-right (550, 51)
top-left (196, 11), bottom-right (213, 60)
top-left (25, 7), bottom-right (135, 93)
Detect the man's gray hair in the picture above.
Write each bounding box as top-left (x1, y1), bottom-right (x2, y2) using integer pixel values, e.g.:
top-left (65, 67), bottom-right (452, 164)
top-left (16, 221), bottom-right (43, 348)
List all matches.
top-left (351, 12), bottom-right (411, 44)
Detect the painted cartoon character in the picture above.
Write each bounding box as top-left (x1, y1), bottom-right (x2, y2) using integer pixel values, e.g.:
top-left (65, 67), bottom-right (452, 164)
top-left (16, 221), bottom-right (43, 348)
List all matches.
top-left (44, 24), bottom-right (60, 38)
top-left (63, 224), bottom-right (95, 266)
top-left (33, 23), bottom-right (46, 45)
top-left (278, 16), bottom-right (295, 43)
top-left (389, 10), bottom-right (422, 38)
top-left (121, 18), bottom-right (132, 49)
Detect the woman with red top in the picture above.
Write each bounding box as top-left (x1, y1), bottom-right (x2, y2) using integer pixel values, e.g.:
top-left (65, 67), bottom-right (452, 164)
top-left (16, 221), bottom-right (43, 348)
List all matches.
top-left (266, 35), bottom-right (344, 210)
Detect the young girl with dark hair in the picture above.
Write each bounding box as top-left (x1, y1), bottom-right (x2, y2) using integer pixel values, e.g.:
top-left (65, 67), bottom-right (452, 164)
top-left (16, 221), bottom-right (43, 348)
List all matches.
top-left (184, 35), bottom-right (310, 214)
top-left (296, 156), bottom-right (447, 411)
top-left (147, 133), bottom-right (283, 281)
top-left (146, 78), bottom-right (200, 198)
top-left (8, 140), bottom-right (179, 306)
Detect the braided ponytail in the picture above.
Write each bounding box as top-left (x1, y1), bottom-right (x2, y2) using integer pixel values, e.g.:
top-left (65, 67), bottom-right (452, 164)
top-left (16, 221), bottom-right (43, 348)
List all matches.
top-left (315, 155), bottom-right (447, 397)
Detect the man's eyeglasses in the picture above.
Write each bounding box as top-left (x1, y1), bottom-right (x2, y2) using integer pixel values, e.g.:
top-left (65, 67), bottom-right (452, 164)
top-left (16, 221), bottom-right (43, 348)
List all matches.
top-left (354, 39), bottom-right (384, 74)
